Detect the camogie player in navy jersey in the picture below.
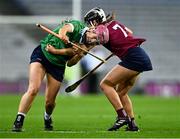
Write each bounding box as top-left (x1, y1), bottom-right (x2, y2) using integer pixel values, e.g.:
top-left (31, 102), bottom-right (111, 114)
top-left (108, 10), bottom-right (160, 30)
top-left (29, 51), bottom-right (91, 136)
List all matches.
top-left (84, 7), bottom-right (152, 131)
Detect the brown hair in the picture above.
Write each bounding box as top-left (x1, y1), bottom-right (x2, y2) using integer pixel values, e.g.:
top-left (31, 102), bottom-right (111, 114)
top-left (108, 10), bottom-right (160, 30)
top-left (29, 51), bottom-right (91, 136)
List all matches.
top-left (105, 11), bottom-right (116, 23)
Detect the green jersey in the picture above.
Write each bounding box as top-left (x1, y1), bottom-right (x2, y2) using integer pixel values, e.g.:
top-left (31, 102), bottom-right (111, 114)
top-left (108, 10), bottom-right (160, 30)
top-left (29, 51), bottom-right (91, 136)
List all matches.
top-left (40, 20), bottom-right (88, 67)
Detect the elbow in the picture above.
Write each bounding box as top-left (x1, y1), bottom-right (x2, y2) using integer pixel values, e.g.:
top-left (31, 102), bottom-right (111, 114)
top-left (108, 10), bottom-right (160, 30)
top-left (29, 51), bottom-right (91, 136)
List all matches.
top-left (67, 62), bottom-right (76, 67)
top-left (66, 62), bottom-right (73, 67)
top-left (67, 64), bottom-right (73, 67)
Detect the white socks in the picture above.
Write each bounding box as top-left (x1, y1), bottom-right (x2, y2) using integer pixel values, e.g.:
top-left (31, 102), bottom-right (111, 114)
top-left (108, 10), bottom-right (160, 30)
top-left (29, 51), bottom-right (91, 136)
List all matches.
top-left (18, 112), bottom-right (26, 117)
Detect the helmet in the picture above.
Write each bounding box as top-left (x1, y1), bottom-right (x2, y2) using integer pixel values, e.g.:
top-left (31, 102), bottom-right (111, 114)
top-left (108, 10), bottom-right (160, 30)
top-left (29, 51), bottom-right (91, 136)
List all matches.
top-left (95, 25), bottom-right (109, 44)
top-left (84, 7), bottom-right (106, 25)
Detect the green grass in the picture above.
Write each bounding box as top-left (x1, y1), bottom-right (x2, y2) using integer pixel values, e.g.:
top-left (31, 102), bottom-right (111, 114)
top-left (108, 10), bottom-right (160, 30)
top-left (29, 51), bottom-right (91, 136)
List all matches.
top-left (0, 94), bottom-right (180, 138)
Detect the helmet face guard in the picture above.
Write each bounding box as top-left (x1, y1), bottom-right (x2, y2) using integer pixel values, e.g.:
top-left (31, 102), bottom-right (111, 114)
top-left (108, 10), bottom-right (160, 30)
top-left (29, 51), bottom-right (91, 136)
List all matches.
top-left (81, 25), bottom-right (109, 45)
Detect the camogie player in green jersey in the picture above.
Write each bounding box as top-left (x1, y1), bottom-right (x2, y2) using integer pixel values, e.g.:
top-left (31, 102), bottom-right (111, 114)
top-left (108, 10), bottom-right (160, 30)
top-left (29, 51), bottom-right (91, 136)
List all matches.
top-left (12, 20), bottom-right (97, 132)
top-left (40, 20), bottom-right (90, 67)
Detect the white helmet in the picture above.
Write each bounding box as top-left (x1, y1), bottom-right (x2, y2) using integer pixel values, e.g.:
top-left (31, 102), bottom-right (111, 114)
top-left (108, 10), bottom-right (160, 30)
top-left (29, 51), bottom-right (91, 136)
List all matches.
top-left (84, 7), bottom-right (106, 25)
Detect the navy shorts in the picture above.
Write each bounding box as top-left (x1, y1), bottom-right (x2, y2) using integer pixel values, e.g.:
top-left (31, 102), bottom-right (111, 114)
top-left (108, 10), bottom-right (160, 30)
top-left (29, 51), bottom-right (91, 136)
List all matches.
top-left (30, 45), bottom-right (65, 82)
top-left (119, 47), bottom-right (153, 72)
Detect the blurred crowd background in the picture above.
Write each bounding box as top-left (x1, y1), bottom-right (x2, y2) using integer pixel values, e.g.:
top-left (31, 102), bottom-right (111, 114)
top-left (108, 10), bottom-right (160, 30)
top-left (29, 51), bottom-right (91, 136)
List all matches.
top-left (0, 0), bottom-right (180, 96)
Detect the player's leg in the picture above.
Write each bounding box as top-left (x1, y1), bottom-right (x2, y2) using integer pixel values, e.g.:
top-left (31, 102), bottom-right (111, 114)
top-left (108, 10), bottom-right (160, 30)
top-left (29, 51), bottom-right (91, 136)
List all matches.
top-left (121, 95), bottom-right (139, 131)
top-left (116, 75), bottom-right (139, 131)
top-left (12, 62), bottom-right (46, 132)
top-left (100, 65), bottom-right (139, 131)
top-left (44, 73), bottom-right (61, 130)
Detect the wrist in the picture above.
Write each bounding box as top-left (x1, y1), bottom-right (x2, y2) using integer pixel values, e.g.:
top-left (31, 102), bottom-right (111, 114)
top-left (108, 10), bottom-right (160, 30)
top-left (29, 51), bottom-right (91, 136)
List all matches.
top-left (54, 50), bottom-right (58, 54)
top-left (65, 49), bottom-right (73, 56)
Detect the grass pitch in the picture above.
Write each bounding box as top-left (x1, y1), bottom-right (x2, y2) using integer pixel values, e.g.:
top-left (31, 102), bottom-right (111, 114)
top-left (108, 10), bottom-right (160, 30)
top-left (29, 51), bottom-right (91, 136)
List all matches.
top-left (0, 94), bottom-right (180, 138)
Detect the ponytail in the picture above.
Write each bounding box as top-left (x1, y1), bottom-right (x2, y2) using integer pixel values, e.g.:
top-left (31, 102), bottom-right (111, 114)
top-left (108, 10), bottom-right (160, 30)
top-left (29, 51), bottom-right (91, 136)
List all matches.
top-left (105, 11), bottom-right (116, 23)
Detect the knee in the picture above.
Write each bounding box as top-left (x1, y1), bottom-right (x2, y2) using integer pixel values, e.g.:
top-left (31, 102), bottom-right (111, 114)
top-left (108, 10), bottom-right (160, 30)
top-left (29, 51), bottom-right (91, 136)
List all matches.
top-left (99, 80), bottom-right (106, 91)
top-left (27, 86), bottom-right (39, 97)
top-left (118, 81), bottom-right (135, 97)
top-left (100, 79), bottom-right (115, 92)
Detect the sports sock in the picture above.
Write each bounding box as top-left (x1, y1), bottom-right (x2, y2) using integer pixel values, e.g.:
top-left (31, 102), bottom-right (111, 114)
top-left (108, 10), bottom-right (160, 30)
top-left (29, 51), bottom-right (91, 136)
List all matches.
top-left (17, 112), bottom-right (26, 117)
top-left (15, 112), bottom-right (26, 124)
top-left (130, 117), bottom-right (137, 127)
top-left (116, 108), bottom-right (127, 118)
top-left (44, 112), bottom-right (51, 120)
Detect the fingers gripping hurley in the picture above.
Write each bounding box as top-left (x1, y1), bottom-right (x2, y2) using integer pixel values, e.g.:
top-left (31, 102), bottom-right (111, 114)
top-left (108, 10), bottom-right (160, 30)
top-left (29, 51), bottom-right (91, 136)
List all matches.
top-left (65, 53), bottom-right (114, 93)
top-left (36, 23), bottom-right (106, 63)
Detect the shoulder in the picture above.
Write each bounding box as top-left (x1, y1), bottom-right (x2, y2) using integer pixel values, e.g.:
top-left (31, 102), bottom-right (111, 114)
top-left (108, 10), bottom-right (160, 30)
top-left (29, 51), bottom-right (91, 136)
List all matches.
top-left (68, 20), bottom-right (85, 26)
top-left (106, 20), bottom-right (123, 27)
top-left (67, 20), bottom-right (86, 30)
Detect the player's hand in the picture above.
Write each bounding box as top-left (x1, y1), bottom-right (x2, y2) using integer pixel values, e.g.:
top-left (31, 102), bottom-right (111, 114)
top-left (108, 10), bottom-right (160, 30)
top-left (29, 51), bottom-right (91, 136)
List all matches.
top-left (46, 44), bottom-right (57, 54)
top-left (72, 45), bottom-right (80, 54)
top-left (72, 44), bottom-right (88, 56)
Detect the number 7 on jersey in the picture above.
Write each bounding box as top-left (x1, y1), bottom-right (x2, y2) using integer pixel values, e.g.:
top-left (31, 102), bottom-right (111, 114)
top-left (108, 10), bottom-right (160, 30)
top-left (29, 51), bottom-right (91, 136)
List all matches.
top-left (112, 24), bottom-right (128, 38)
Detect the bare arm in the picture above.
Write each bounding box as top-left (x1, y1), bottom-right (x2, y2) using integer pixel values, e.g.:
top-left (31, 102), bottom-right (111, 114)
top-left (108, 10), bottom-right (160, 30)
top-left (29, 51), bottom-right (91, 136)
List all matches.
top-left (46, 44), bottom-right (76, 56)
top-left (59, 23), bottom-right (74, 43)
top-left (67, 44), bottom-right (95, 67)
top-left (46, 43), bottom-right (96, 67)
top-left (66, 51), bottom-right (84, 67)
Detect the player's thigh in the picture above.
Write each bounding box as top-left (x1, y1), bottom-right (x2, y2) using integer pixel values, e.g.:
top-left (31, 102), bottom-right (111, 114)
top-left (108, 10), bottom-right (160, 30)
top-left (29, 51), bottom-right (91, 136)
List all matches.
top-left (45, 73), bottom-right (61, 102)
top-left (101, 64), bottom-right (139, 86)
top-left (28, 62), bottom-right (46, 91)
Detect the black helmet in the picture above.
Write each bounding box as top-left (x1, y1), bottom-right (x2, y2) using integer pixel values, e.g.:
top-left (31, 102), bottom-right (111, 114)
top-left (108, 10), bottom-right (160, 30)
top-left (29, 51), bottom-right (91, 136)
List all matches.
top-left (84, 7), bottom-right (106, 25)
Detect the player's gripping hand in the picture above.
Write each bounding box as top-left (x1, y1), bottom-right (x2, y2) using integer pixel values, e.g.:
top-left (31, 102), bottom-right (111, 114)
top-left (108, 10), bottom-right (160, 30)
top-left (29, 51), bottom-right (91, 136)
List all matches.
top-left (46, 44), bottom-right (76, 56)
top-left (72, 43), bottom-right (89, 56)
top-left (46, 44), bottom-right (57, 54)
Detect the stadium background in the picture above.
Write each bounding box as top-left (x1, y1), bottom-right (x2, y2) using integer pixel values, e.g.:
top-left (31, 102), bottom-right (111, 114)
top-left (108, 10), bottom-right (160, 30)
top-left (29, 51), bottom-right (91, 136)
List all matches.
top-left (0, 0), bottom-right (180, 96)
top-left (0, 0), bottom-right (180, 138)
